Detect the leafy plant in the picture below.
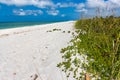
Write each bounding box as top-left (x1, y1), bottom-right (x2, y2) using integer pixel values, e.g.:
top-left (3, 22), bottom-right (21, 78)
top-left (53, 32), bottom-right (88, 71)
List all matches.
top-left (57, 16), bottom-right (120, 80)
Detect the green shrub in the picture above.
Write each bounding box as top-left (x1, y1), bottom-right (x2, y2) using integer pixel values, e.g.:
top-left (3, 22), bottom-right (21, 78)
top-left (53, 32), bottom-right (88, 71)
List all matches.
top-left (58, 16), bottom-right (120, 80)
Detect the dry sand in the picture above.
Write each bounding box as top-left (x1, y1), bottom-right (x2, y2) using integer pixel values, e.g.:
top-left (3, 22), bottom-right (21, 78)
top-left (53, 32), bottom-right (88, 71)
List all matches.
top-left (0, 21), bottom-right (75, 80)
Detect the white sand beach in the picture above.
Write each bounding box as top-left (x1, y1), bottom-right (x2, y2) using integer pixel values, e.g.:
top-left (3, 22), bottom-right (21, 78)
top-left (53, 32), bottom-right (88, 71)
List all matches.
top-left (0, 21), bottom-right (75, 80)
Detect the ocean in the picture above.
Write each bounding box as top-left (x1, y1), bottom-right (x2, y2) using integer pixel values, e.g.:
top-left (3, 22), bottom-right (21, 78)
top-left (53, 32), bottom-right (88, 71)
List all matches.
top-left (0, 22), bottom-right (57, 29)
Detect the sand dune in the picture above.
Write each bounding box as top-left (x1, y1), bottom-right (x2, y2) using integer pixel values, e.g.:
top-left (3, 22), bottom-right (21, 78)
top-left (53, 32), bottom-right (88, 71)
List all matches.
top-left (0, 21), bottom-right (75, 80)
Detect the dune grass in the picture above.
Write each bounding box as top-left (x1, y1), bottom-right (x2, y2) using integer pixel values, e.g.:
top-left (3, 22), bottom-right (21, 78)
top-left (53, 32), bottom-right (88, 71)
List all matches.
top-left (58, 16), bottom-right (120, 80)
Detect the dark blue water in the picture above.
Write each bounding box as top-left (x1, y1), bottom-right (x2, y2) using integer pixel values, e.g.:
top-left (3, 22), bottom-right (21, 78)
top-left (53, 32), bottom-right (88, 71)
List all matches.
top-left (0, 22), bottom-right (57, 29)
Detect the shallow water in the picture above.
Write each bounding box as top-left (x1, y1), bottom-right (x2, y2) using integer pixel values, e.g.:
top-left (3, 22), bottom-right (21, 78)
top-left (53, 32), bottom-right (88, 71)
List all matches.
top-left (0, 21), bottom-right (57, 29)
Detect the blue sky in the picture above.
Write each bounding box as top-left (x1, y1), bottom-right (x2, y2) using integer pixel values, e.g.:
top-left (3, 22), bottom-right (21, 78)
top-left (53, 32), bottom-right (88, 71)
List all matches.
top-left (0, 0), bottom-right (120, 22)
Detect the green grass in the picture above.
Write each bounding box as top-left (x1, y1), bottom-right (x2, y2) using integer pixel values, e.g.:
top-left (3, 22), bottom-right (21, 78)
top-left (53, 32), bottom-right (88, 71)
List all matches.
top-left (58, 16), bottom-right (120, 80)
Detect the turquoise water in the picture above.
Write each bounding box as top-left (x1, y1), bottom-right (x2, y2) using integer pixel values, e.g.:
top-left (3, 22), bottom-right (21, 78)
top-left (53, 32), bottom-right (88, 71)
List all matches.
top-left (0, 22), bottom-right (57, 29)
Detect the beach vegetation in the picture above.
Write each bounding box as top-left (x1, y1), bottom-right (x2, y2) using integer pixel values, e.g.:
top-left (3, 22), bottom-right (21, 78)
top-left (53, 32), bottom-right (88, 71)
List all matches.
top-left (63, 31), bottom-right (66, 33)
top-left (57, 16), bottom-right (120, 80)
top-left (68, 31), bottom-right (71, 33)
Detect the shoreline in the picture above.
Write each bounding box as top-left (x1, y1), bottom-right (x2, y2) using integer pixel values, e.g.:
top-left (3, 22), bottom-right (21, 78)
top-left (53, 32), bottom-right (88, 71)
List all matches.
top-left (0, 21), bottom-right (75, 30)
top-left (0, 21), bottom-right (66, 30)
top-left (0, 21), bottom-right (75, 80)
top-left (0, 21), bottom-right (75, 37)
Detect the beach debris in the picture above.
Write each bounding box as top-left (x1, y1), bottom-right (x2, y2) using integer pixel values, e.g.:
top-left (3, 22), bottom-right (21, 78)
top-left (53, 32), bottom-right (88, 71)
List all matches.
top-left (33, 74), bottom-right (38, 80)
top-left (46, 30), bottom-right (52, 32)
top-left (30, 75), bottom-right (33, 78)
top-left (30, 74), bottom-right (38, 80)
top-left (68, 31), bottom-right (71, 33)
top-left (53, 28), bottom-right (61, 31)
top-left (13, 72), bottom-right (16, 75)
top-left (46, 28), bottom-right (61, 32)
top-left (0, 34), bottom-right (9, 38)
top-left (62, 31), bottom-right (65, 33)
top-left (85, 73), bottom-right (90, 80)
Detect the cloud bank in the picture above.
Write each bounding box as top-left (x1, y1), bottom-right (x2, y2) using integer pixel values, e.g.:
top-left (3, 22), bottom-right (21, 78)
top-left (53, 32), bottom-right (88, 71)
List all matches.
top-left (1, 0), bottom-right (120, 16)
top-left (1, 0), bottom-right (120, 9)
top-left (87, 0), bottom-right (120, 9)
top-left (0, 0), bottom-right (54, 8)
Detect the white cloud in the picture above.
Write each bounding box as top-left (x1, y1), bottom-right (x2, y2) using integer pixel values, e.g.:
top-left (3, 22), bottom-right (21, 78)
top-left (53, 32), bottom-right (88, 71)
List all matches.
top-left (0, 0), bottom-right (54, 8)
top-left (13, 9), bottom-right (43, 16)
top-left (75, 8), bottom-right (88, 13)
top-left (35, 0), bottom-right (55, 8)
top-left (61, 14), bottom-right (66, 17)
top-left (75, 3), bottom-right (87, 14)
top-left (109, 0), bottom-right (120, 6)
top-left (1, 0), bottom-right (120, 17)
top-left (87, 0), bottom-right (106, 8)
top-left (0, 0), bottom-right (32, 6)
top-left (84, 0), bottom-right (120, 17)
top-left (107, 0), bottom-right (120, 9)
top-left (47, 9), bottom-right (59, 16)
top-left (86, 0), bottom-right (120, 9)
top-left (76, 3), bottom-right (85, 9)
top-left (56, 2), bottom-right (76, 8)
top-left (56, 2), bottom-right (85, 9)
